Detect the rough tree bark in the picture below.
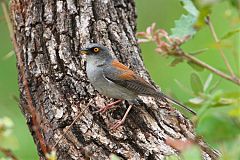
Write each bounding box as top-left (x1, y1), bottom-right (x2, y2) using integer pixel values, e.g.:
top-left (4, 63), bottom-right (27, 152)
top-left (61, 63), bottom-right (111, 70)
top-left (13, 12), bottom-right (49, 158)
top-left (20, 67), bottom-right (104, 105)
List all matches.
top-left (10, 0), bottom-right (219, 159)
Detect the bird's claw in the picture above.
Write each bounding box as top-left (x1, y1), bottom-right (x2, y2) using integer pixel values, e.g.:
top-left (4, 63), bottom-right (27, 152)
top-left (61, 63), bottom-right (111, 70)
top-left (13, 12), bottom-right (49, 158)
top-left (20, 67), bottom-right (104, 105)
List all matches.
top-left (97, 105), bottom-right (110, 113)
top-left (96, 99), bottom-right (123, 114)
top-left (110, 119), bottom-right (124, 130)
top-left (110, 105), bottom-right (133, 130)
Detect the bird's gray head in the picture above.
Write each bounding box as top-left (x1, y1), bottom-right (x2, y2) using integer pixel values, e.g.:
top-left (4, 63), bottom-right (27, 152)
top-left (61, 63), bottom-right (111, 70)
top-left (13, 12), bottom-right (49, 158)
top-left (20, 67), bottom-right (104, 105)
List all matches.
top-left (80, 43), bottom-right (112, 59)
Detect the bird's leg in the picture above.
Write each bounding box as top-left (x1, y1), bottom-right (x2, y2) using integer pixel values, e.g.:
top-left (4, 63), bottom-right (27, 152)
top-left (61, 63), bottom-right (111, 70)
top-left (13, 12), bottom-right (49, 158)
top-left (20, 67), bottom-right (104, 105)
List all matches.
top-left (110, 105), bottom-right (133, 130)
top-left (98, 99), bottom-right (123, 113)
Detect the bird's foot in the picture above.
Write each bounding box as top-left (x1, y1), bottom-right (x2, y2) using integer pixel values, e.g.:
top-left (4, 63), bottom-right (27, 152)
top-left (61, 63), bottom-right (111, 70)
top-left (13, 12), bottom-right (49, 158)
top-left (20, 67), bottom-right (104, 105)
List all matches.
top-left (97, 99), bottom-right (123, 113)
top-left (110, 119), bottom-right (124, 130)
top-left (110, 105), bottom-right (133, 130)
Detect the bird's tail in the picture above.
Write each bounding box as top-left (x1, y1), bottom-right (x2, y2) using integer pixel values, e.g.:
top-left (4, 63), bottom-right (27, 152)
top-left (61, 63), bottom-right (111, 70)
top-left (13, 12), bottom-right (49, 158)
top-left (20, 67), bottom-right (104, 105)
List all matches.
top-left (157, 92), bottom-right (196, 115)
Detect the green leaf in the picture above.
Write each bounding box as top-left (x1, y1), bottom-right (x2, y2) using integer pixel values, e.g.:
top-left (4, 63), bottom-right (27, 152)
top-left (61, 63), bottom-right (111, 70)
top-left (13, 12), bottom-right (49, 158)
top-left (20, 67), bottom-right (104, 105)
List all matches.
top-left (180, 0), bottom-right (199, 16)
top-left (222, 91), bottom-right (240, 99)
top-left (209, 79), bottom-right (221, 93)
top-left (0, 134), bottom-right (19, 150)
top-left (165, 155), bottom-right (179, 160)
top-left (175, 79), bottom-right (193, 94)
top-left (181, 146), bottom-right (201, 160)
top-left (110, 154), bottom-right (121, 160)
top-left (218, 98), bottom-right (235, 105)
top-left (170, 58), bottom-right (183, 66)
top-left (203, 74), bottom-right (213, 92)
top-left (189, 48), bottom-right (208, 55)
top-left (46, 151), bottom-right (57, 160)
top-left (221, 28), bottom-right (240, 40)
top-left (171, 0), bottom-right (199, 38)
top-left (210, 91), bottom-right (239, 107)
top-left (194, 0), bottom-right (221, 6)
top-left (194, 6), bottom-right (211, 29)
top-left (229, 0), bottom-right (239, 11)
top-left (0, 157), bottom-right (13, 160)
top-left (190, 73), bottom-right (203, 95)
top-left (197, 110), bottom-right (240, 143)
top-left (171, 14), bottom-right (197, 38)
top-left (229, 107), bottom-right (240, 118)
top-left (0, 117), bottom-right (14, 137)
top-left (220, 136), bottom-right (240, 160)
top-left (187, 61), bottom-right (204, 71)
top-left (189, 96), bottom-right (205, 105)
top-left (3, 50), bottom-right (15, 60)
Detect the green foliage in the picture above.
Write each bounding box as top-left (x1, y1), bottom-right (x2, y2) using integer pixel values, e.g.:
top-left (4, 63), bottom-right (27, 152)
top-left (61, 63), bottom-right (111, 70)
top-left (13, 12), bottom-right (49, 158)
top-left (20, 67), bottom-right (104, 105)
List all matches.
top-left (190, 73), bottom-right (203, 95)
top-left (221, 28), bottom-right (240, 40)
top-left (165, 155), bottom-right (180, 160)
top-left (137, 0), bottom-right (239, 159)
top-left (187, 61), bottom-right (204, 71)
top-left (0, 158), bottom-right (12, 160)
top-left (190, 74), bottom-right (239, 103)
top-left (229, 0), bottom-right (240, 10)
top-left (171, 14), bottom-right (197, 38)
top-left (181, 0), bottom-right (199, 16)
top-left (181, 146), bottom-right (201, 160)
top-left (165, 145), bottom-right (201, 160)
top-left (197, 111), bottom-right (240, 143)
top-left (0, 3), bottom-right (38, 159)
top-left (46, 151), bottom-right (57, 160)
top-left (194, 7), bottom-right (210, 29)
top-left (0, 117), bottom-right (13, 137)
top-left (187, 73), bottom-right (239, 117)
top-left (0, 117), bottom-right (18, 159)
top-left (0, 117), bottom-right (18, 150)
top-left (219, 136), bottom-right (240, 160)
top-left (170, 58), bottom-right (184, 67)
top-left (170, 0), bottom-right (214, 38)
top-left (110, 154), bottom-right (121, 160)
top-left (203, 74), bottom-right (213, 92)
top-left (171, 0), bottom-right (199, 38)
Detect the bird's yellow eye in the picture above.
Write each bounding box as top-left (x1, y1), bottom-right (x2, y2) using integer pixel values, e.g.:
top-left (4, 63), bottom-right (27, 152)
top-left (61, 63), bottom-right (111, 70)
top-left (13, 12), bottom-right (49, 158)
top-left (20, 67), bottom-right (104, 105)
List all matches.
top-left (93, 47), bottom-right (100, 53)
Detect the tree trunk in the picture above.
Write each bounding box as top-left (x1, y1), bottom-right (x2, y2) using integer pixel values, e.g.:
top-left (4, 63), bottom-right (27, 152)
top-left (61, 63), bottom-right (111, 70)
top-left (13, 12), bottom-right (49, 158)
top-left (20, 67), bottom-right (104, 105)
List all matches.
top-left (10, 0), bottom-right (219, 159)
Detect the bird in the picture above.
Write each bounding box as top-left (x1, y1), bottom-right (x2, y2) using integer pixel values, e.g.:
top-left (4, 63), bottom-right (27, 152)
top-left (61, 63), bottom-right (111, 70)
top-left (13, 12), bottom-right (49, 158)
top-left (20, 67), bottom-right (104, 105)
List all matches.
top-left (80, 43), bottom-right (196, 130)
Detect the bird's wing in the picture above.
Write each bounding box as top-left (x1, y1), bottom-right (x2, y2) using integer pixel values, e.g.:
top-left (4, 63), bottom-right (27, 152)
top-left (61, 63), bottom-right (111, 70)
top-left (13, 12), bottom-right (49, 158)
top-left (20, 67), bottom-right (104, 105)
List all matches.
top-left (103, 59), bottom-right (157, 96)
top-left (104, 60), bottom-right (196, 115)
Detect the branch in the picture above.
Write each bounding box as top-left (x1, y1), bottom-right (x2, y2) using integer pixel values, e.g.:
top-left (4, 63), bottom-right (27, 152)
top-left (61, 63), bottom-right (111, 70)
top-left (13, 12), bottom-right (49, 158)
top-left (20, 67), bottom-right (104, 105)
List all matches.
top-left (179, 49), bottom-right (240, 85)
top-left (205, 16), bottom-right (236, 77)
top-left (0, 0), bottom-right (13, 38)
top-left (137, 23), bottom-right (240, 86)
top-left (0, 147), bottom-right (18, 160)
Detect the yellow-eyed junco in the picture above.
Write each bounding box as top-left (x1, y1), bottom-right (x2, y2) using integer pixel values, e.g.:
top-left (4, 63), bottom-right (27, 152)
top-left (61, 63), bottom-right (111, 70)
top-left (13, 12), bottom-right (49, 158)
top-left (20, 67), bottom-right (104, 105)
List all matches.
top-left (80, 43), bottom-right (196, 129)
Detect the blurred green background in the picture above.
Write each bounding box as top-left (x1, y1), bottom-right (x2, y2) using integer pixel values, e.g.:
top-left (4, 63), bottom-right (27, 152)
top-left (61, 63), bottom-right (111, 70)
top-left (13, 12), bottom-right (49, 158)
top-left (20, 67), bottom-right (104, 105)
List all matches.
top-left (0, 0), bottom-right (239, 159)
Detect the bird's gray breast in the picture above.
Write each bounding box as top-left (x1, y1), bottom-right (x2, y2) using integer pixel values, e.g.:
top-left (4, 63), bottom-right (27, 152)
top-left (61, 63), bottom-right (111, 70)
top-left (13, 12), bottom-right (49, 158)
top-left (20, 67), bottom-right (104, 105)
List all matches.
top-left (86, 58), bottom-right (137, 100)
top-left (86, 59), bottom-right (106, 92)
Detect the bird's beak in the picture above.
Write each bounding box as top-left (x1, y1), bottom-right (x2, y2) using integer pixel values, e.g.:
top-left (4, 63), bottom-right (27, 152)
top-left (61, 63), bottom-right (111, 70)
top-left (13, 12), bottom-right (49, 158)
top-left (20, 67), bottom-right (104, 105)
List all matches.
top-left (80, 49), bottom-right (88, 55)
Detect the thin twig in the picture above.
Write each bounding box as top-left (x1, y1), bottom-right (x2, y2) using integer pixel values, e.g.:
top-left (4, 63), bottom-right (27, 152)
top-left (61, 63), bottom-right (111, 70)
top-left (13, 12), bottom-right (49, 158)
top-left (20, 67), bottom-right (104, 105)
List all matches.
top-left (189, 48), bottom-right (208, 56)
top-left (180, 50), bottom-right (240, 85)
top-left (205, 16), bottom-right (235, 77)
top-left (5, 0), bottom-right (49, 155)
top-left (0, 147), bottom-right (17, 160)
top-left (0, 146), bottom-right (18, 160)
top-left (53, 100), bottom-right (93, 148)
top-left (1, 0), bottom-right (13, 38)
top-left (137, 23), bottom-right (240, 86)
top-left (12, 22), bottom-right (49, 156)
